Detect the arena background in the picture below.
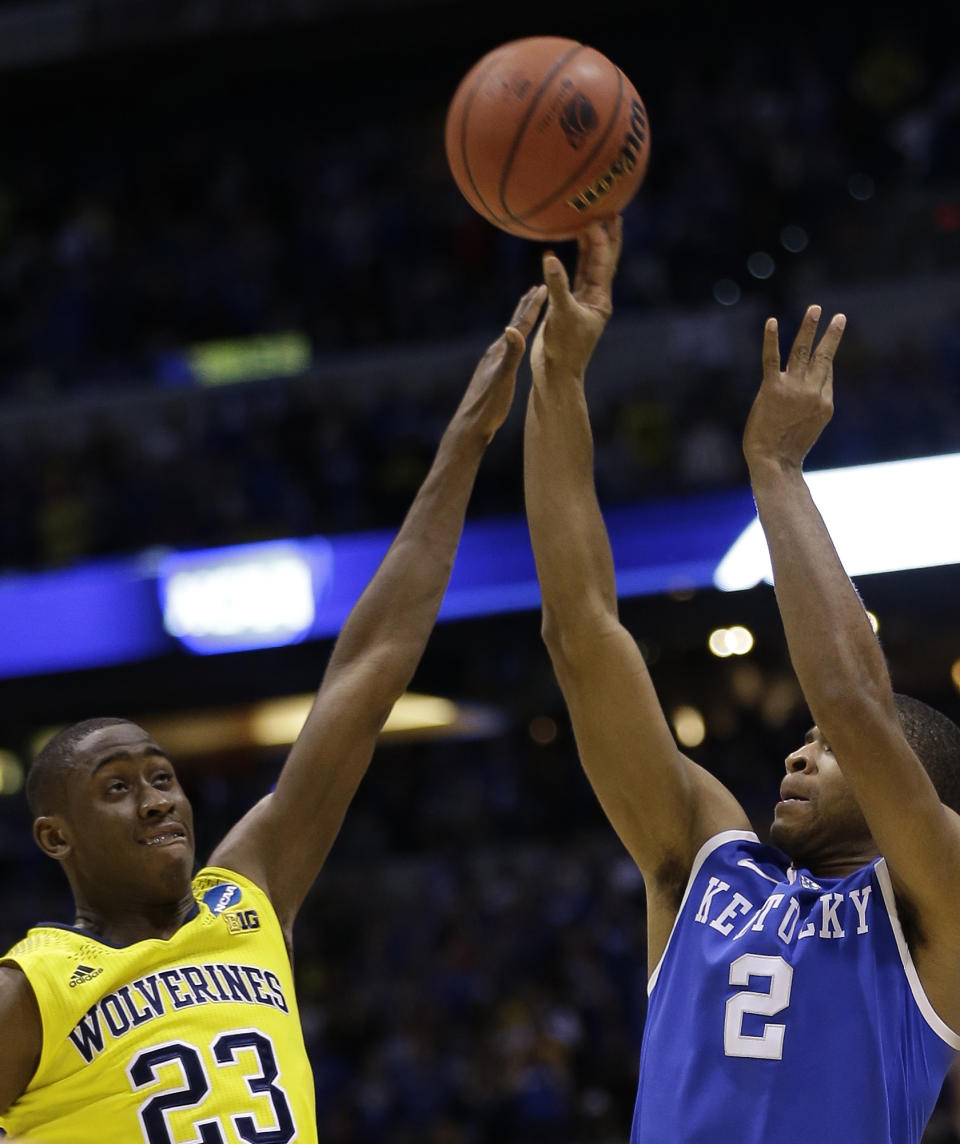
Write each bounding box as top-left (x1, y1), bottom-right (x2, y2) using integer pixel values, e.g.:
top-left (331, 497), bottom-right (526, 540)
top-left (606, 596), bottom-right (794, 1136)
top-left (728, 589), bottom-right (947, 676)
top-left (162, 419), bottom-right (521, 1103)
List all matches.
top-left (0, 2), bottom-right (958, 1140)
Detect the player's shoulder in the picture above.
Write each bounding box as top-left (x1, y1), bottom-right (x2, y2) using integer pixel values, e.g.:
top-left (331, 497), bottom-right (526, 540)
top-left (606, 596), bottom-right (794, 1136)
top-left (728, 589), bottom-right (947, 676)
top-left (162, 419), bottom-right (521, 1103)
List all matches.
top-left (191, 865), bottom-right (291, 961)
top-left (0, 963), bottom-right (42, 1122)
top-left (0, 962), bottom-right (38, 1025)
top-left (192, 865), bottom-right (280, 930)
top-left (1, 925), bottom-right (86, 964)
top-left (693, 828), bottom-right (770, 874)
top-left (0, 960), bottom-right (30, 999)
top-left (0, 962), bottom-right (40, 1044)
top-left (192, 865), bottom-right (271, 909)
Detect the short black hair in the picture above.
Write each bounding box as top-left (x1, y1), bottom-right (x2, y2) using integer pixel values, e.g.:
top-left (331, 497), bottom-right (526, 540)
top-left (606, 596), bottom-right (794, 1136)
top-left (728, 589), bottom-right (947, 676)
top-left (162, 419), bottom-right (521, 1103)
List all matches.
top-left (26, 717), bottom-right (134, 818)
top-left (893, 693), bottom-right (960, 814)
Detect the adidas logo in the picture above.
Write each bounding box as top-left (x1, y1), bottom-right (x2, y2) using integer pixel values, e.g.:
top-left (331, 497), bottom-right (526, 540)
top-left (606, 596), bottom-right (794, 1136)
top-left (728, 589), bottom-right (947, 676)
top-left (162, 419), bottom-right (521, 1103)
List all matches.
top-left (69, 964), bottom-right (104, 987)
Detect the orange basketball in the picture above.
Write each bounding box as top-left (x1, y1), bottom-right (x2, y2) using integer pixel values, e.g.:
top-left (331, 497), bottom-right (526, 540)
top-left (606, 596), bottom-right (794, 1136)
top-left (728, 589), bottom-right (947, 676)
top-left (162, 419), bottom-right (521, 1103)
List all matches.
top-left (444, 36), bottom-right (650, 241)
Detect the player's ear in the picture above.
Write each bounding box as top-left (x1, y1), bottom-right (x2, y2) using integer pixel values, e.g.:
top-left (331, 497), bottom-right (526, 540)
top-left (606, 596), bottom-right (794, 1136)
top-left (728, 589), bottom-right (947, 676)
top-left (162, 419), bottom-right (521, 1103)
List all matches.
top-left (34, 815), bottom-right (72, 860)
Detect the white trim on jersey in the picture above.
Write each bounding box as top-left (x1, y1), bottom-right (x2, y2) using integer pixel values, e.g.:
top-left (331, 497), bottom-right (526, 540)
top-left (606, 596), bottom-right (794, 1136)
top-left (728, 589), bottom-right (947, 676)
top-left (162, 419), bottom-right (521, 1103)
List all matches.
top-left (875, 858), bottom-right (960, 1050)
top-left (646, 830), bottom-right (760, 996)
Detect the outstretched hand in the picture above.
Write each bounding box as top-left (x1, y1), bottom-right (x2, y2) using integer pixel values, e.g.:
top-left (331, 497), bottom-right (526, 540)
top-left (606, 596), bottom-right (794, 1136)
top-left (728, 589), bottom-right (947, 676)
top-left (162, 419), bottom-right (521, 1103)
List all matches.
top-left (531, 216), bottom-right (623, 381)
top-left (457, 284), bottom-right (547, 442)
top-left (743, 304), bottom-right (847, 473)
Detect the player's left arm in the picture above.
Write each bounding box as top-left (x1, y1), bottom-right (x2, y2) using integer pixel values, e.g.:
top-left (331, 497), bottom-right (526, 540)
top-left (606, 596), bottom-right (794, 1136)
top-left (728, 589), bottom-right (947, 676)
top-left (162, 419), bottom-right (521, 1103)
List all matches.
top-left (209, 286), bottom-right (547, 935)
top-left (744, 306), bottom-right (960, 937)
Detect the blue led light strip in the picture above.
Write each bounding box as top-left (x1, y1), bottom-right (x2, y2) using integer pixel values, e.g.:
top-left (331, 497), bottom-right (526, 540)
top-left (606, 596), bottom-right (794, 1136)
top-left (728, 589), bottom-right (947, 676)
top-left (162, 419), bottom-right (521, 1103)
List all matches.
top-left (0, 487), bottom-right (757, 677)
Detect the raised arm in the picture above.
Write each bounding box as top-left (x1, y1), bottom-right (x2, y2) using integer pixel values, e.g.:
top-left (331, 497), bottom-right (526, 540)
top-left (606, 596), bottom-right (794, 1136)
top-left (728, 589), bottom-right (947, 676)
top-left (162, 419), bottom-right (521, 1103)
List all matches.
top-left (209, 286), bottom-right (546, 936)
top-left (743, 306), bottom-right (960, 956)
top-left (523, 219), bottom-right (749, 964)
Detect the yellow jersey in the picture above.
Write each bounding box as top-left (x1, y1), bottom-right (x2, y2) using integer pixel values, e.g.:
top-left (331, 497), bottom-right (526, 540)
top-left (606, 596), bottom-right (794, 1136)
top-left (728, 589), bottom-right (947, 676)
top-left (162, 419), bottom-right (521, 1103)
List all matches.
top-left (0, 867), bottom-right (317, 1143)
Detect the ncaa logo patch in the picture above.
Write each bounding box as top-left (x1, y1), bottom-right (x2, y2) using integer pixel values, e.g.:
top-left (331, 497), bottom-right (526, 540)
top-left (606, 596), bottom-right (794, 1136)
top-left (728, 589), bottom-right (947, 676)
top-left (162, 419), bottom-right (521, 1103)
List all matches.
top-left (203, 882), bottom-right (242, 916)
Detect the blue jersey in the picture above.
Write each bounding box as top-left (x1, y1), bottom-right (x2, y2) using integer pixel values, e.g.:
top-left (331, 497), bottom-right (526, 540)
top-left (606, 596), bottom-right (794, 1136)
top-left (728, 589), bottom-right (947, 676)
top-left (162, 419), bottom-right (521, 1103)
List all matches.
top-left (631, 830), bottom-right (960, 1144)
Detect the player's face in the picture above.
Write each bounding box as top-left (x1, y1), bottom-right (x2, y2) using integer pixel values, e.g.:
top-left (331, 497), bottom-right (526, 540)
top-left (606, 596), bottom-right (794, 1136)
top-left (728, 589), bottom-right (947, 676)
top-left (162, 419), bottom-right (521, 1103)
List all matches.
top-left (59, 722), bottom-right (196, 901)
top-left (768, 725), bottom-right (877, 875)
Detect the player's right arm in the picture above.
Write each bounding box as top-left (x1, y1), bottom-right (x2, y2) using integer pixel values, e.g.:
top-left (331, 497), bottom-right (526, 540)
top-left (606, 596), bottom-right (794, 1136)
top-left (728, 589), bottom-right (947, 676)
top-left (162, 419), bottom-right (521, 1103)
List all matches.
top-left (0, 966), bottom-right (41, 1115)
top-left (523, 220), bottom-right (750, 961)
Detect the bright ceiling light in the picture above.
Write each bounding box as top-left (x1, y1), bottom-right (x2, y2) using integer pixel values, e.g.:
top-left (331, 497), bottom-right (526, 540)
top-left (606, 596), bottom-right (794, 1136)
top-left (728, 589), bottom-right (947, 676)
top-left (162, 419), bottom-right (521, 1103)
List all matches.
top-left (672, 705), bottom-right (706, 748)
top-left (709, 626), bottom-right (755, 657)
top-left (715, 453), bottom-right (960, 591)
top-left (709, 629), bottom-right (734, 658)
top-left (34, 691), bottom-right (492, 764)
top-left (0, 751), bottom-right (24, 796)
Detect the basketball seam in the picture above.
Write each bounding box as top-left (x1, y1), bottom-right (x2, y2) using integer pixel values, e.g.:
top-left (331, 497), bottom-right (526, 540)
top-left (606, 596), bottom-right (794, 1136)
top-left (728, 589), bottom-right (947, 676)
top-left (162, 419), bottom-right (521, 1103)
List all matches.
top-left (496, 43), bottom-right (585, 223)
top-left (458, 51), bottom-right (512, 227)
top-left (514, 67), bottom-right (626, 222)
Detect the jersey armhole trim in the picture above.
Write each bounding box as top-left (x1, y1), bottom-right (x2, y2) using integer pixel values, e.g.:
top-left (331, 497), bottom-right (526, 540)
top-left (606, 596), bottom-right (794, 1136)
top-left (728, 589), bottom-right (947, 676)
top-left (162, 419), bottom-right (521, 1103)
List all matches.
top-left (197, 865), bottom-right (285, 935)
top-left (875, 858), bottom-right (960, 1049)
top-left (647, 829), bottom-right (759, 996)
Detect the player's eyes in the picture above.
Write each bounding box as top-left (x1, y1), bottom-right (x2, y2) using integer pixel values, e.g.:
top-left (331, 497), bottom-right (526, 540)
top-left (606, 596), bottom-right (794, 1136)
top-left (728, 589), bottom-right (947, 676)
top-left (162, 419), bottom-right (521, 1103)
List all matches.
top-left (103, 769), bottom-right (172, 792)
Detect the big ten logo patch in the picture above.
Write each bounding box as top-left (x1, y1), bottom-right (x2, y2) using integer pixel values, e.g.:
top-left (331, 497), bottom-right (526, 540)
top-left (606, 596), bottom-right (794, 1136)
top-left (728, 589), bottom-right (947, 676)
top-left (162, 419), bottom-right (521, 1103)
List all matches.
top-left (223, 909), bottom-right (260, 935)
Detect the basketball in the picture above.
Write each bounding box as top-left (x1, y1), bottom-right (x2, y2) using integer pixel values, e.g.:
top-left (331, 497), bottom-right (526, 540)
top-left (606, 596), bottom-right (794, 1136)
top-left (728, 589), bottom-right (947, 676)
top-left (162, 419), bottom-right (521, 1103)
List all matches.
top-left (444, 36), bottom-right (650, 241)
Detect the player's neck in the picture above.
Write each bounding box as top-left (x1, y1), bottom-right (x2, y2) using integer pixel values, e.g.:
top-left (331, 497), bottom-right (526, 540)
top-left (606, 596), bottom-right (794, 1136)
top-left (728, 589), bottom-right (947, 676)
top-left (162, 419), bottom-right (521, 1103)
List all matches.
top-left (796, 841), bottom-right (880, 881)
top-left (71, 891), bottom-right (197, 946)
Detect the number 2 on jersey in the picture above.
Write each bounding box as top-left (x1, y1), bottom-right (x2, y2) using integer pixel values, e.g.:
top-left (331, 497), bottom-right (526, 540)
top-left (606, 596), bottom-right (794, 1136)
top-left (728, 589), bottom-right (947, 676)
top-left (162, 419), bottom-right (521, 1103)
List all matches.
top-left (723, 953), bottom-right (794, 1060)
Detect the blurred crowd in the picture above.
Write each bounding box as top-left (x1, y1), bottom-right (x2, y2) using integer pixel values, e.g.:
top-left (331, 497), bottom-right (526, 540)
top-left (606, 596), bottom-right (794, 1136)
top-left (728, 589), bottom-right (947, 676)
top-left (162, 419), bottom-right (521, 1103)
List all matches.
top-left (2, 12), bottom-right (960, 1141)
top-left (0, 727), bottom-right (653, 1143)
top-left (2, 307), bottom-right (959, 570)
top-left (1, 21), bottom-right (958, 396)
top-left (0, 20), bottom-right (958, 571)
top-left (1, 715), bottom-right (959, 1142)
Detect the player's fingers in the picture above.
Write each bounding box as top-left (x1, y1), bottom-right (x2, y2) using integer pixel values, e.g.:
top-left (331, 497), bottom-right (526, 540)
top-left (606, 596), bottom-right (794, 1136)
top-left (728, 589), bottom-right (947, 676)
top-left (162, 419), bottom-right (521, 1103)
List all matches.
top-left (583, 220), bottom-right (617, 284)
top-left (500, 325), bottom-right (526, 365)
top-left (543, 253), bottom-right (574, 311)
top-left (761, 317), bottom-right (781, 380)
top-left (605, 214), bottom-right (624, 271)
top-left (810, 314), bottom-right (846, 392)
top-left (575, 222), bottom-right (617, 313)
top-left (507, 284), bottom-right (548, 340)
top-left (573, 230), bottom-right (590, 296)
top-left (786, 304), bottom-right (821, 375)
top-left (483, 288), bottom-right (531, 371)
top-left (572, 219), bottom-right (618, 294)
top-left (500, 285), bottom-right (548, 367)
top-left (479, 326), bottom-right (521, 378)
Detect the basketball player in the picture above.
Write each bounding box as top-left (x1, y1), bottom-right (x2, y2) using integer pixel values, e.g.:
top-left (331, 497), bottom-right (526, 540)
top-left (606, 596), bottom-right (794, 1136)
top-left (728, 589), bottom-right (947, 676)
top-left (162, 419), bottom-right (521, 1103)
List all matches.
top-left (0, 283), bottom-right (547, 1143)
top-left (523, 217), bottom-right (960, 1142)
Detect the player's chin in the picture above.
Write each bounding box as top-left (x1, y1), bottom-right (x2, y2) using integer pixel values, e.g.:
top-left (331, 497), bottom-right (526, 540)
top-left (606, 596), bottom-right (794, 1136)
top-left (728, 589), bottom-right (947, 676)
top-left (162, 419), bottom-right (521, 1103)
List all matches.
top-left (768, 817), bottom-right (801, 856)
top-left (138, 837), bottom-right (195, 875)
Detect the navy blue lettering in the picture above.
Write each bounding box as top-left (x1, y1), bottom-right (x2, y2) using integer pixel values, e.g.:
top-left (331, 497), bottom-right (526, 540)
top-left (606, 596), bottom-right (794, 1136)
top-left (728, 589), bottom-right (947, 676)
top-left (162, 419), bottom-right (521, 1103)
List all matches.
top-left (132, 974), bottom-right (167, 1018)
top-left (68, 1007), bottom-right (105, 1063)
top-left (240, 965), bottom-right (272, 1007)
top-left (217, 962), bottom-right (252, 1003)
top-left (116, 984), bottom-right (154, 1027)
top-left (264, 971), bottom-right (289, 1014)
top-left (158, 969), bottom-right (194, 1009)
top-left (100, 993), bottom-right (131, 1037)
top-left (180, 965), bottom-right (217, 1005)
top-left (203, 962), bottom-right (233, 1002)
